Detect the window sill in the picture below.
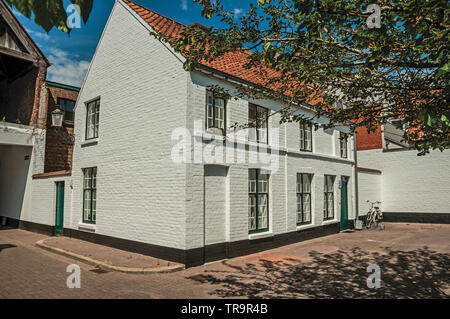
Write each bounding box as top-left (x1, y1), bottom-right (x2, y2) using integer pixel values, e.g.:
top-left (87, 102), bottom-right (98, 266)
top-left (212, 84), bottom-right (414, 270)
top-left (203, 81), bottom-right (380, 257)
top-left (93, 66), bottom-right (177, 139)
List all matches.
top-left (249, 231), bottom-right (273, 241)
top-left (296, 224), bottom-right (316, 231)
top-left (81, 138), bottom-right (99, 147)
top-left (78, 222), bottom-right (96, 232)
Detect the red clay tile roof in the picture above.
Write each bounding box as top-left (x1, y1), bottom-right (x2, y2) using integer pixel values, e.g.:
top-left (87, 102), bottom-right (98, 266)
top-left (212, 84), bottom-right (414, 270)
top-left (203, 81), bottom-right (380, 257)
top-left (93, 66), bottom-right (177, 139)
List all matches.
top-left (122, 0), bottom-right (325, 106)
top-left (123, 0), bottom-right (281, 87)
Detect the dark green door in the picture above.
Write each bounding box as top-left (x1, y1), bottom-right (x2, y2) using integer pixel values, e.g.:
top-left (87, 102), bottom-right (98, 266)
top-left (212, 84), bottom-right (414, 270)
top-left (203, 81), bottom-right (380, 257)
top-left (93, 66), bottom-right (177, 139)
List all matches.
top-left (340, 178), bottom-right (348, 230)
top-left (55, 182), bottom-right (65, 236)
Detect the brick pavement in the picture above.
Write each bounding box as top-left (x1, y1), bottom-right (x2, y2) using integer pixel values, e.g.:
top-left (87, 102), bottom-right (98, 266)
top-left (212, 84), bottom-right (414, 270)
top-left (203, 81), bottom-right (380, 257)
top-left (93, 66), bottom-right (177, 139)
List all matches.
top-left (0, 223), bottom-right (449, 299)
top-left (42, 236), bottom-right (183, 270)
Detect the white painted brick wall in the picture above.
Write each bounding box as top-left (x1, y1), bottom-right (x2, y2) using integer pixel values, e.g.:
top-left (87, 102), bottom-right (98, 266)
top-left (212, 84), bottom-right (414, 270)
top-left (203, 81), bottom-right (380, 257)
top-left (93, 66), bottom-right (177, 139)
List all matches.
top-left (358, 148), bottom-right (450, 214)
top-left (358, 171), bottom-right (382, 215)
top-left (186, 71), bottom-right (356, 249)
top-left (70, 2), bottom-right (189, 249)
top-left (29, 175), bottom-right (72, 226)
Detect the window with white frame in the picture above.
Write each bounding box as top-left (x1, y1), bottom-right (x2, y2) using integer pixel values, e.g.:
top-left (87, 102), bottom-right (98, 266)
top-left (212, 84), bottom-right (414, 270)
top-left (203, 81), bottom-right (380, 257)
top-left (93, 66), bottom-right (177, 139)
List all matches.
top-left (297, 173), bottom-right (312, 225)
top-left (206, 91), bottom-right (226, 132)
top-left (248, 169), bottom-right (269, 233)
top-left (249, 103), bottom-right (268, 143)
top-left (324, 175), bottom-right (335, 220)
top-left (300, 122), bottom-right (313, 152)
top-left (83, 167), bottom-right (97, 224)
top-left (86, 99), bottom-right (100, 140)
top-left (340, 132), bottom-right (348, 158)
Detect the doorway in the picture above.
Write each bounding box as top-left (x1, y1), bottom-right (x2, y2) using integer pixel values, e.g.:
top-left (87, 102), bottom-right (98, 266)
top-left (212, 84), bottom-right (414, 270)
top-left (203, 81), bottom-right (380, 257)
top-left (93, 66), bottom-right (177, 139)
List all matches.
top-left (203, 166), bottom-right (228, 263)
top-left (55, 182), bottom-right (65, 236)
top-left (340, 177), bottom-right (349, 230)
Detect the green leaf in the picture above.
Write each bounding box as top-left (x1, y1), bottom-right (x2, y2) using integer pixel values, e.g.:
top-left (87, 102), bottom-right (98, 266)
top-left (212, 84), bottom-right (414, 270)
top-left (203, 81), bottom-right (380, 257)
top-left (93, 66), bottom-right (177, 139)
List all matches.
top-left (183, 61), bottom-right (190, 71)
top-left (6, 0), bottom-right (34, 18)
top-left (70, 0), bottom-right (93, 24)
top-left (32, 0), bottom-right (68, 33)
top-left (7, 0), bottom-right (93, 33)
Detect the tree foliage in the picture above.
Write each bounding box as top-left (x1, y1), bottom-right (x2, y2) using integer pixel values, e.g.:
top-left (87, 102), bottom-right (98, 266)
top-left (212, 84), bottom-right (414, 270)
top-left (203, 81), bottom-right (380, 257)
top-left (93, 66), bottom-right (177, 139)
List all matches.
top-left (164, 0), bottom-right (449, 155)
top-left (8, 0), bottom-right (448, 154)
top-left (6, 0), bottom-right (93, 33)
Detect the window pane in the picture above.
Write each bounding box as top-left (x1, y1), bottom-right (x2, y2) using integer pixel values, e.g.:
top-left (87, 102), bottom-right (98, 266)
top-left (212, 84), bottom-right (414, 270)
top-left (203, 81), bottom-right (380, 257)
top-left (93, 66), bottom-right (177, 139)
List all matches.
top-left (327, 193), bottom-right (334, 218)
top-left (92, 190), bottom-right (97, 222)
top-left (300, 125), bottom-right (304, 150)
top-left (258, 174), bottom-right (268, 193)
top-left (303, 174), bottom-right (311, 193)
top-left (296, 174), bottom-right (302, 193)
top-left (248, 195), bottom-right (256, 231)
top-left (258, 194), bottom-right (268, 229)
top-left (296, 194), bottom-right (302, 213)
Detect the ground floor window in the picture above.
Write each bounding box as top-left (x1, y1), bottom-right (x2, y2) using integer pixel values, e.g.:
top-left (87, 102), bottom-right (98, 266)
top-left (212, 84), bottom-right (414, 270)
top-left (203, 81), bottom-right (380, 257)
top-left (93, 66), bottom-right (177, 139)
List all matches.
top-left (83, 167), bottom-right (97, 224)
top-left (324, 175), bottom-right (335, 220)
top-left (248, 169), bottom-right (269, 233)
top-left (297, 173), bottom-right (312, 225)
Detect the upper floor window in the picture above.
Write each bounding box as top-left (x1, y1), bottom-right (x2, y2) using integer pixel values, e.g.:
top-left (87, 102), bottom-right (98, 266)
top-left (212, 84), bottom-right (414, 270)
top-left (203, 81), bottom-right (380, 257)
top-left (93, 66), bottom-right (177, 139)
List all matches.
top-left (58, 98), bottom-right (75, 124)
top-left (324, 175), bottom-right (335, 221)
top-left (300, 122), bottom-right (313, 152)
top-left (297, 173), bottom-right (312, 225)
top-left (340, 132), bottom-right (348, 159)
top-left (86, 99), bottom-right (100, 140)
top-left (249, 103), bottom-right (268, 143)
top-left (206, 91), bottom-right (226, 132)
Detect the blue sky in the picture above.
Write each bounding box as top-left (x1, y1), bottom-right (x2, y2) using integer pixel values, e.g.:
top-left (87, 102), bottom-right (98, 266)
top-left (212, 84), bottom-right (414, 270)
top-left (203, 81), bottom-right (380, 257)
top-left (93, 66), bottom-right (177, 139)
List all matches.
top-left (7, 0), bottom-right (252, 87)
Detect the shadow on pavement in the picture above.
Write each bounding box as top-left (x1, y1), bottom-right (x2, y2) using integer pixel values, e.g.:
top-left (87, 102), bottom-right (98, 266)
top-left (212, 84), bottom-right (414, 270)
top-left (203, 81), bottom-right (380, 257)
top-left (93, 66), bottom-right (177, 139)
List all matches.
top-left (188, 247), bottom-right (449, 299)
top-left (0, 244), bottom-right (17, 252)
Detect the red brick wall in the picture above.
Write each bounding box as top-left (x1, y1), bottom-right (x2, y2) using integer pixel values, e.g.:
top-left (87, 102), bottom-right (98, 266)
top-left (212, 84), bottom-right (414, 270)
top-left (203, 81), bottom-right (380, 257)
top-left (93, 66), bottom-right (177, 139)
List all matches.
top-left (44, 84), bottom-right (79, 173)
top-left (356, 125), bottom-right (383, 151)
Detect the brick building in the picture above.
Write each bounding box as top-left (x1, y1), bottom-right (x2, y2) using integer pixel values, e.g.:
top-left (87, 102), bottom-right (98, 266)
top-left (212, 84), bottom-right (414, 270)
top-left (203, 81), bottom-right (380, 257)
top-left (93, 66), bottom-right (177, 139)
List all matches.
top-left (45, 81), bottom-right (80, 172)
top-left (0, 0), bottom-right (79, 232)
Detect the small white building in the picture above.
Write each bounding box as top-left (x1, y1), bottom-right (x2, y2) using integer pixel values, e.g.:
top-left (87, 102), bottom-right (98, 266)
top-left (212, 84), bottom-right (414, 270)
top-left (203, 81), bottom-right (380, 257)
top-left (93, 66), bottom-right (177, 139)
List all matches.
top-left (3, 0), bottom-right (359, 267)
top-left (357, 123), bottom-right (450, 223)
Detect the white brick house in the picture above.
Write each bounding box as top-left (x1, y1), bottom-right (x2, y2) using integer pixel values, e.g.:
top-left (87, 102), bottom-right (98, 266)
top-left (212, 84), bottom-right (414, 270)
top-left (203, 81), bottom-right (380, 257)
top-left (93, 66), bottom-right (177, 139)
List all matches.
top-left (6, 0), bottom-right (358, 267)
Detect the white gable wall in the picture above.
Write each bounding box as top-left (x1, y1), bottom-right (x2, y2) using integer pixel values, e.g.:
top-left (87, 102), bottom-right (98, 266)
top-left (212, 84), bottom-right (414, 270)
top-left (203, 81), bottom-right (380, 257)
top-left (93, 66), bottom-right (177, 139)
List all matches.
top-left (70, 1), bottom-right (189, 249)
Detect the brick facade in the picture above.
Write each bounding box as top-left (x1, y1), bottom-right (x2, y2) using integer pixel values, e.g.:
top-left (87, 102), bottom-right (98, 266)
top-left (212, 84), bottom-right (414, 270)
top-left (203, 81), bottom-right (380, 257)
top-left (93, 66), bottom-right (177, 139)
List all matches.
top-left (356, 125), bottom-right (383, 151)
top-left (44, 83), bottom-right (79, 173)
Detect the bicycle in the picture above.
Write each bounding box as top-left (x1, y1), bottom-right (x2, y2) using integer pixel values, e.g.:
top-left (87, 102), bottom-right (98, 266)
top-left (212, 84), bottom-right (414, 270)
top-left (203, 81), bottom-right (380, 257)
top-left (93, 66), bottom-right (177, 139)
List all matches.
top-left (365, 200), bottom-right (384, 230)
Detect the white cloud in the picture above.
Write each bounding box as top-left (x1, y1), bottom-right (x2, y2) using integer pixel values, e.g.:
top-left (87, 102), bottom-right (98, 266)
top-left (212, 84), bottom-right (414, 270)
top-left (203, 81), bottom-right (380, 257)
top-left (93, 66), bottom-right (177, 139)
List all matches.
top-left (181, 0), bottom-right (188, 11)
top-left (47, 48), bottom-right (90, 87)
top-left (26, 28), bottom-right (55, 43)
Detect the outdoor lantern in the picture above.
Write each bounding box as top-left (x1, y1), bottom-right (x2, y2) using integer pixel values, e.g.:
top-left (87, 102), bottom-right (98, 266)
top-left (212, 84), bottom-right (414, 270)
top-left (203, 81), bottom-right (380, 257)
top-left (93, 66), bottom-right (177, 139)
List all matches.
top-left (52, 107), bottom-right (64, 128)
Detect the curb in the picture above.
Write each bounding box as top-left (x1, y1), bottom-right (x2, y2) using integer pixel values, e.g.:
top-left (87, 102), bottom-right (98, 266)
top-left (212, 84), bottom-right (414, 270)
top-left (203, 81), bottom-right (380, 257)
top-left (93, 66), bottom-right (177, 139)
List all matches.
top-left (35, 239), bottom-right (185, 274)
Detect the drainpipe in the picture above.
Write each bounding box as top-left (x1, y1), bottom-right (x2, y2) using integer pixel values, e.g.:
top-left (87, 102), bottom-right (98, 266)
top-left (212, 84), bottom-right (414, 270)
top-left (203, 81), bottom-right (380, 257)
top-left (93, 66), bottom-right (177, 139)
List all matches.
top-left (353, 131), bottom-right (359, 221)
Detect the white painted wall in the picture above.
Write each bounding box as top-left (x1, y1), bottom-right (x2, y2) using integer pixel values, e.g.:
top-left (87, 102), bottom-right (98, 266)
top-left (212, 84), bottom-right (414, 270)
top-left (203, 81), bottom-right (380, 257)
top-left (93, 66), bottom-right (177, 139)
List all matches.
top-left (70, 1), bottom-right (189, 249)
top-left (358, 171), bottom-right (382, 215)
top-left (185, 71), bottom-right (357, 249)
top-left (358, 148), bottom-right (450, 214)
top-left (0, 123), bottom-right (46, 224)
top-left (29, 175), bottom-right (72, 227)
top-left (0, 145), bottom-right (32, 220)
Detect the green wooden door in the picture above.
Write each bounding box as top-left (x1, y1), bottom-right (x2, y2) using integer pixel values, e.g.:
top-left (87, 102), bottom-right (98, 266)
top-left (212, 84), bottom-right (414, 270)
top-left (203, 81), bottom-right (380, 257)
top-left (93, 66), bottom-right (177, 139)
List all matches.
top-left (55, 182), bottom-right (65, 236)
top-left (340, 178), bottom-right (348, 230)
